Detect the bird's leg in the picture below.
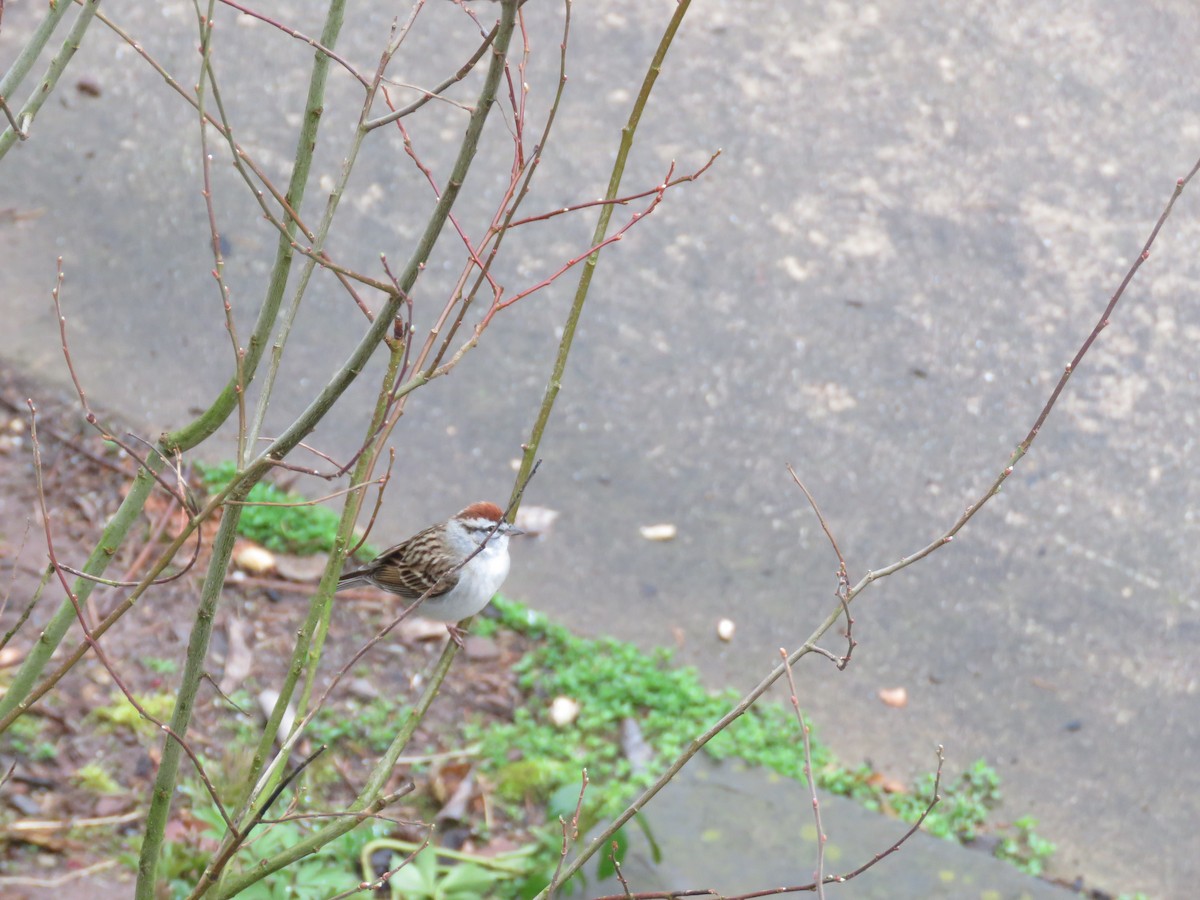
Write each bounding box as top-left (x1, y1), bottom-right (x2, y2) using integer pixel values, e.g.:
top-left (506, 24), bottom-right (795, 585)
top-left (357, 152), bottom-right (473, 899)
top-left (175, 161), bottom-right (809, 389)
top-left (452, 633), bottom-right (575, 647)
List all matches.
top-left (446, 623), bottom-right (468, 648)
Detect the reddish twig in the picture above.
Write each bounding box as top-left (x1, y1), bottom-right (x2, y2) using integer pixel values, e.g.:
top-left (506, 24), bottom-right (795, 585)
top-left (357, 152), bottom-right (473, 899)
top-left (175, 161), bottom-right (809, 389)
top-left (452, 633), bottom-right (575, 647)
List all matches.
top-left (0, 566), bottom-right (51, 653)
top-left (0, 393), bottom-right (128, 476)
top-left (0, 90), bottom-right (26, 139)
top-left (587, 744), bottom-right (940, 900)
top-left (786, 466), bottom-right (854, 668)
top-left (424, 1), bottom-right (573, 373)
top-left (610, 841), bottom-right (635, 898)
top-left (781, 648), bottom-right (827, 899)
top-left (548, 769), bottom-right (589, 898)
top-left (26, 401), bottom-right (233, 828)
top-left (488, 162), bottom-right (681, 316)
top-left (326, 825), bottom-right (430, 900)
top-left (507, 153), bottom-right (721, 230)
top-left (363, 3), bottom-right (522, 130)
top-left (392, 117), bottom-right (505, 304)
top-left (50, 265), bottom-right (198, 510)
top-left (0, 519), bottom-right (33, 623)
top-left (366, 41), bottom-right (491, 128)
top-left (216, 0), bottom-right (369, 86)
top-left (347, 448), bottom-right (395, 559)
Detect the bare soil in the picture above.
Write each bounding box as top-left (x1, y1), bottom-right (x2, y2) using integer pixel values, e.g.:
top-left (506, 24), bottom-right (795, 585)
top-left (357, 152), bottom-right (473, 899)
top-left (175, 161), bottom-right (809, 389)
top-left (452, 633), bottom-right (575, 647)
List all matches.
top-left (0, 365), bottom-right (535, 897)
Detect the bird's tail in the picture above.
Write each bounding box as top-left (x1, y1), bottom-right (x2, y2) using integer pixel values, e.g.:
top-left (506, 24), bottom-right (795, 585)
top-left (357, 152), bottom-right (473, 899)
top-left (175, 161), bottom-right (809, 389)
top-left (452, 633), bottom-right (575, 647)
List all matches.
top-left (335, 570), bottom-right (372, 592)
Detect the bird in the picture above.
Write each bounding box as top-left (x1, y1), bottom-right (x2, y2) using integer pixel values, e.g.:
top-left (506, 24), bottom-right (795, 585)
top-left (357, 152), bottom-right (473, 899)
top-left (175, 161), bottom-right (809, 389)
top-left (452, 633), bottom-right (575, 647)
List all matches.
top-left (336, 502), bottom-right (522, 646)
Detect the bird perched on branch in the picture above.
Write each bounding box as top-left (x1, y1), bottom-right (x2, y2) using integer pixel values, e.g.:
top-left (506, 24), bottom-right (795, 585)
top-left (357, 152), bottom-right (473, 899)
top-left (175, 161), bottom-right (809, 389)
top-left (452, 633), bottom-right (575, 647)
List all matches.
top-left (337, 502), bottom-right (522, 646)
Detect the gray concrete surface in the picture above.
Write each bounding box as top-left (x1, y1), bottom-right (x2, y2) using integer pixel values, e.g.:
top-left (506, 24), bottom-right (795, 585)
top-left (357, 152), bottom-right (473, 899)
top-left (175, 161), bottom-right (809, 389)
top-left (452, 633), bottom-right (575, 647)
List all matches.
top-left (594, 755), bottom-right (1074, 899)
top-left (2, 1), bottom-right (1198, 896)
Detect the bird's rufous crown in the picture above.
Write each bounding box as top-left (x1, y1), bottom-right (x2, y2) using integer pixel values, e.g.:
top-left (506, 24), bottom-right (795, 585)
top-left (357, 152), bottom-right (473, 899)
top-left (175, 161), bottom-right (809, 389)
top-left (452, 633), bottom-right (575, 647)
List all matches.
top-left (456, 502), bottom-right (505, 523)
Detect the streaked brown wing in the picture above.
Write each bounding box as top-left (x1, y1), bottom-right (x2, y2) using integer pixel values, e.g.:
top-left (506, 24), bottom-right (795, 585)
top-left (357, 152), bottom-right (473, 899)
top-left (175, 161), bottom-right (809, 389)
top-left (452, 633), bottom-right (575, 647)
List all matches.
top-left (366, 528), bottom-right (459, 599)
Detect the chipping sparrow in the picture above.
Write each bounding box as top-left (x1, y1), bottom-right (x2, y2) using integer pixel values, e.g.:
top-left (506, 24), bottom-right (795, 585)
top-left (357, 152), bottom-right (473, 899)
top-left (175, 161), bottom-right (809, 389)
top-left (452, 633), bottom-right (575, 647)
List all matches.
top-left (336, 502), bottom-right (522, 645)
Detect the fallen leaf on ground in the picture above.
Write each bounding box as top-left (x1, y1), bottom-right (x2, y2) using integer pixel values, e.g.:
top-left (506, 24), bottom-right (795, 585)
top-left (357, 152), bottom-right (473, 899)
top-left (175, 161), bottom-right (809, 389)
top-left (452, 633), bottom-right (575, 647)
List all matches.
top-left (878, 686), bottom-right (908, 708)
top-left (397, 617), bottom-right (451, 642)
top-left (639, 523), bottom-right (677, 541)
top-left (218, 616), bottom-right (253, 695)
top-left (258, 689), bottom-right (296, 745)
top-left (273, 553), bottom-right (329, 583)
top-left (514, 505), bottom-right (560, 538)
top-left (233, 541), bottom-right (275, 575)
top-left (866, 771), bottom-right (908, 794)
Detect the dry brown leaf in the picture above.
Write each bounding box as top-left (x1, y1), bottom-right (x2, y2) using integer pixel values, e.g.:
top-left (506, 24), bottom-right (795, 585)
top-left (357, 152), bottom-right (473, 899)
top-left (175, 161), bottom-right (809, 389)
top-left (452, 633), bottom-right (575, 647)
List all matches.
top-left (866, 771), bottom-right (909, 794)
top-left (218, 616), bottom-right (253, 695)
top-left (233, 541), bottom-right (275, 575)
top-left (877, 686), bottom-right (908, 708)
top-left (514, 505), bottom-right (560, 538)
top-left (273, 553), bottom-right (329, 583)
top-left (397, 617), bottom-right (452, 643)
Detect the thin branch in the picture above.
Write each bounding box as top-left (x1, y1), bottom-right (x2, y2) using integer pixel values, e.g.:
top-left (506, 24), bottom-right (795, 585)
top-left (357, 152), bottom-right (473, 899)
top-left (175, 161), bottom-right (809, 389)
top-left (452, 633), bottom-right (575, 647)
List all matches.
top-left (548, 769), bottom-right (588, 898)
top-left (0, 392), bottom-right (127, 476)
top-left (786, 466), bottom-right (853, 667)
top-left (330, 830), bottom-right (431, 900)
top-left (216, 0), bottom-right (369, 86)
top-left (506, 155), bottom-right (720, 230)
top-left (583, 750), bottom-right (941, 899)
top-left (50, 264), bottom-right (196, 510)
top-left (27, 402), bottom-right (233, 832)
top-left (541, 153), bottom-right (1200, 895)
top-left (0, 859), bottom-right (119, 889)
top-left (0, 520), bottom-right (34, 626)
top-left (0, 91), bottom-right (26, 137)
top-left (364, 18), bottom-right (502, 130)
top-left (347, 448), bottom-right (394, 558)
top-left (224, 477), bottom-right (383, 508)
top-left (781, 649), bottom-right (826, 899)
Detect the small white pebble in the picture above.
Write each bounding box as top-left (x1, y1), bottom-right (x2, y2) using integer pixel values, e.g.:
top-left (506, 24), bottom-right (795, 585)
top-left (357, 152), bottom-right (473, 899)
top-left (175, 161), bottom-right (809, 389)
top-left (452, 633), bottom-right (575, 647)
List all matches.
top-left (549, 696), bottom-right (581, 727)
top-left (716, 618), bottom-right (736, 642)
top-left (639, 523), bottom-right (677, 542)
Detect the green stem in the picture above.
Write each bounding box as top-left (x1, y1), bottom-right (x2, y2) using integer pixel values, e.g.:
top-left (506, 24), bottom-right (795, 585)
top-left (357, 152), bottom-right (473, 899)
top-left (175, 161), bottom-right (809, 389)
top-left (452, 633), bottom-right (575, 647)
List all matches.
top-left (240, 0), bottom-right (357, 464)
top-left (530, 0), bottom-right (694, 893)
top-left (0, 0), bottom-right (102, 159)
top-left (166, 3), bottom-right (344, 455)
top-left (134, 498), bottom-right (246, 898)
top-left (510, 0), bottom-right (676, 508)
top-left (0, 0), bottom-right (102, 158)
top-left (0, 0), bottom-right (73, 101)
top-left (0, 460), bottom-right (161, 728)
top-left (0, 0), bottom-right (344, 731)
top-left (208, 3), bottom-right (520, 890)
top-left (214, 635), bottom-right (461, 899)
top-left (232, 334), bottom-right (404, 829)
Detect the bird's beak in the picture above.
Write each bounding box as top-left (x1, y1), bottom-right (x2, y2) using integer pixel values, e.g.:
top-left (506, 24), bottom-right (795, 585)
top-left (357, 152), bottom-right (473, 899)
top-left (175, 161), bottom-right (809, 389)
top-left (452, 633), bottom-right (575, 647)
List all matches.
top-left (504, 522), bottom-right (526, 536)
